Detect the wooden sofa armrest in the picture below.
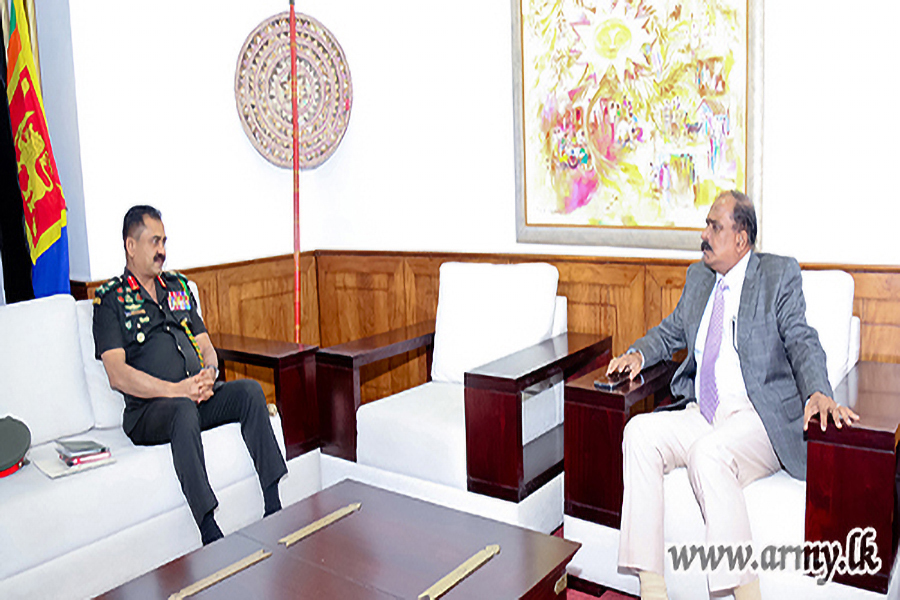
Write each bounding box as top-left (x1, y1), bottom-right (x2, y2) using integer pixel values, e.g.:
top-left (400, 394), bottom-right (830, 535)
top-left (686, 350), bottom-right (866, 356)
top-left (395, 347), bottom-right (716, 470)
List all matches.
top-left (465, 332), bottom-right (612, 393)
top-left (464, 333), bottom-right (613, 502)
top-left (316, 320), bottom-right (436, 370)
top-left (805, 361), bottom-right (900, 594)
top-left (210, 332), bottom-right (319, 460)
top-left (563, 359), bottom-right (678, 527)
top-left (317, 320), bottom-right (436, 461)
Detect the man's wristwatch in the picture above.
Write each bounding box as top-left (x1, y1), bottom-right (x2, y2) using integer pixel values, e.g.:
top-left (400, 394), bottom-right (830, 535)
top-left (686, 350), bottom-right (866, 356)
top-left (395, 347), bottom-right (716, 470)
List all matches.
top-left (206, 365), bottom-right (219, 379)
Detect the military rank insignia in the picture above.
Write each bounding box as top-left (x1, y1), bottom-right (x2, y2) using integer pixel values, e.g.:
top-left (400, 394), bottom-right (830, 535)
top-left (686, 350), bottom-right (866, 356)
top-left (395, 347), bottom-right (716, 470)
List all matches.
top-left (168, 290), bottom-right (191, 312)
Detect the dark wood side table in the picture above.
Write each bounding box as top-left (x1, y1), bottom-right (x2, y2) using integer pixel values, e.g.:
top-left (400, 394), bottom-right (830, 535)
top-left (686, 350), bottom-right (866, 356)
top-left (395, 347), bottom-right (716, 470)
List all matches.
top-left (210, 333), bottom-right (319, 460)
top-left (806, 361), bottom-right (900, 594)
top-left (564, 361), bottom-right (678, 528)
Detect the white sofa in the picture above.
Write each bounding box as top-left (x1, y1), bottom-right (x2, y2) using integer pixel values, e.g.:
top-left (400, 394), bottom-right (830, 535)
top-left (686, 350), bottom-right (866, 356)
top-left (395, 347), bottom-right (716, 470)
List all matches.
top-left (0, 294), bottom-right (320, 600)
top-left (564, 270), bottom-right (900, 598)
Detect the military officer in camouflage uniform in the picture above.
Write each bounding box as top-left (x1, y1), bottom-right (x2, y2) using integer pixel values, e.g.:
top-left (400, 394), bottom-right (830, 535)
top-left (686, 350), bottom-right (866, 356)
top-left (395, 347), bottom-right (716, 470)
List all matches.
top-left (93, 205), bottom-right (287, 545)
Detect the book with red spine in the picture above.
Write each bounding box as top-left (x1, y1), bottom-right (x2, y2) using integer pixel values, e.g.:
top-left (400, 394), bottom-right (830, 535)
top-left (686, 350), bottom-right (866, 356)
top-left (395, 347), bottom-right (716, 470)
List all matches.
top-left (58, 451), bottom-right (111, 467)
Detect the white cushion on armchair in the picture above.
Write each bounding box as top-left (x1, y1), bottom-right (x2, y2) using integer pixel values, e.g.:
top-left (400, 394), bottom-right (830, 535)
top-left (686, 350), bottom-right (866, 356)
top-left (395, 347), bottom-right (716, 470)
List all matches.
top-left (801, 270), bottom-right (856, 388)
top-left (431, 262), bottom-right (559, 383)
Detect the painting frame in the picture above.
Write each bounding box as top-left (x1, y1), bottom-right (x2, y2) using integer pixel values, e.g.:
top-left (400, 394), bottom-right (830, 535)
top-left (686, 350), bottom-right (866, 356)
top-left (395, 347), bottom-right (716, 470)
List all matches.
top-left (512, 0), bottom-right (764, 250)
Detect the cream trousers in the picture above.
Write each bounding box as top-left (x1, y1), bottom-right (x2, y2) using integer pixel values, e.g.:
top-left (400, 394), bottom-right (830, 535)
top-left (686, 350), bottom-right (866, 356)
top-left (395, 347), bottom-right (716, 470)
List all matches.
top-left (617, 403), bottom-right (780, 593)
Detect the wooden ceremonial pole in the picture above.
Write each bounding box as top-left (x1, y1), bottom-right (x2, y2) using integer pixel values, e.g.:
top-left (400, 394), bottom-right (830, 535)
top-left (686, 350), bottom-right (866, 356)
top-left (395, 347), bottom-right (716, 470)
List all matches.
top-left (289, 0), bottom-right (301, 343)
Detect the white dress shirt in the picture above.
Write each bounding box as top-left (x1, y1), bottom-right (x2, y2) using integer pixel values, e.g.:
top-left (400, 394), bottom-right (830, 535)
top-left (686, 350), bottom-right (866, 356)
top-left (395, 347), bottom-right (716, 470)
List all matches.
top-left (693, 251), bottom-right (754, 422)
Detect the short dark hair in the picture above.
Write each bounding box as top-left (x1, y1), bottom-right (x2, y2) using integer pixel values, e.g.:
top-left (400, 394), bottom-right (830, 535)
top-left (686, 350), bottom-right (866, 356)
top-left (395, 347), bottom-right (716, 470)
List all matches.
top-left (123, 205), bottom-right (162, 243)
top-left (721, 190), bottom-right (757, 247)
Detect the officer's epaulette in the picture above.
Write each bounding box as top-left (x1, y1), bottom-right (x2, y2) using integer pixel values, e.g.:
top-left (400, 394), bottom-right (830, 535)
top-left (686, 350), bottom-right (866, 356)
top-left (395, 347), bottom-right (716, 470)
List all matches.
top-left (162, 270), bottom-right (188, 283)
top-left (160, 270), bottom-right (190, 289)
top-left (92, 276), bottom-right (123, 304)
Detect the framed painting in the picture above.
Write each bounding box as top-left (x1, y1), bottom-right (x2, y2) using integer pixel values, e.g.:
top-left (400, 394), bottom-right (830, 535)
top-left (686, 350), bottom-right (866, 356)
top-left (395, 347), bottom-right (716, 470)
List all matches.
top-left (513, 0), bottom-right (763, 250)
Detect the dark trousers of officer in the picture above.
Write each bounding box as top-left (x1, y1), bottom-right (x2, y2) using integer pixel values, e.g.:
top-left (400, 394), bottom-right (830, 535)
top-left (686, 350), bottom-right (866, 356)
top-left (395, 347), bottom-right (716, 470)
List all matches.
top-left (126, 379), bottom-right (288, 526)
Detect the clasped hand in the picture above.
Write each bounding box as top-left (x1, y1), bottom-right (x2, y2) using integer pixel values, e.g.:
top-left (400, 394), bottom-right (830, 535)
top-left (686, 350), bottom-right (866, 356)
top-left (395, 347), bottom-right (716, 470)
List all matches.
top-left (179, 368), bottom-right (217, 404)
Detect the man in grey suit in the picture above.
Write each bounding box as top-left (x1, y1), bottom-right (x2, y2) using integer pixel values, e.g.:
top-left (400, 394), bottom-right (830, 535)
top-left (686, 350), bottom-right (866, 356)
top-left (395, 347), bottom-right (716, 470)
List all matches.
top-left (606, 191), bottom-right (858, 600)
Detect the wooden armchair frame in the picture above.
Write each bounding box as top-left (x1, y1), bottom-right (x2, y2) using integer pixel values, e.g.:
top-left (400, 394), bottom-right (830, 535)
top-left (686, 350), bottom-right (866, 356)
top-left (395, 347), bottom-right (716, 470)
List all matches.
top-left (316, 319), bottom-right (611, 502)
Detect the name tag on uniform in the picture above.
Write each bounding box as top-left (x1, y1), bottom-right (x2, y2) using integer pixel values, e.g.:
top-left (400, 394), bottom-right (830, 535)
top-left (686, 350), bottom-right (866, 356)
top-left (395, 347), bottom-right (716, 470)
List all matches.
top-left (168, 291), bottom-right (191, 312)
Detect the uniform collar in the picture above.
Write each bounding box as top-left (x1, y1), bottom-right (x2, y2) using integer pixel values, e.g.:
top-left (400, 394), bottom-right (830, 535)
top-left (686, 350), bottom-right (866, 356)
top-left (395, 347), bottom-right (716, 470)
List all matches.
top-left (123, 268), bottom-right (166, 304)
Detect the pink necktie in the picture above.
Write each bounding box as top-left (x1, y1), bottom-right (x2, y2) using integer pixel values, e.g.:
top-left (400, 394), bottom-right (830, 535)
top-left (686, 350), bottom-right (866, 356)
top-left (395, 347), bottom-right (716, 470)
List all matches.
top-left (699, 280), bottom-right (727, 423)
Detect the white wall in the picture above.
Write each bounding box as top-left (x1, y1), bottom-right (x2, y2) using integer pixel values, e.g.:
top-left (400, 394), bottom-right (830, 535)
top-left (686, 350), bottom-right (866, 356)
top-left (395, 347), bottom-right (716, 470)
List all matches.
top-left (42, 0), bottom-right (900, 281)
top-left (762, 1), bottom-right (900, 265)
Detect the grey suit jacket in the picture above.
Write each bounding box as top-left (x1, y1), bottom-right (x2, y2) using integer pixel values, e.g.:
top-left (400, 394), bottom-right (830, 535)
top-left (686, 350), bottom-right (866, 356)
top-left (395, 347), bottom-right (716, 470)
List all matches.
top-left (631, 252), bottom-right (832, 480)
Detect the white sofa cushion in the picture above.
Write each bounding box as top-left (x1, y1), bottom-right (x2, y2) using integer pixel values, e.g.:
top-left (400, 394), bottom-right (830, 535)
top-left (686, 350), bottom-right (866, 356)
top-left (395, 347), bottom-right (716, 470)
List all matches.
top-left (431, 262), bottom-right (559, 384)
top-left (801, 270), bottom-right (854, 389)
top-left (663, 468), bottom-right (805, 553)
top-left (358, 381), bottom-right (467, 489)
top-left (0, 295), bottom-right (94, 445)
top-left (75, 300), bottom-right (126, 428)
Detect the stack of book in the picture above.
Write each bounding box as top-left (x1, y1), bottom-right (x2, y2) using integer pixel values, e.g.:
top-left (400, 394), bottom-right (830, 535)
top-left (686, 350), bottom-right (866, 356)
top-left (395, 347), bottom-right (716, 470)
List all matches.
top-left (55, 440), bottom-right (111, 467)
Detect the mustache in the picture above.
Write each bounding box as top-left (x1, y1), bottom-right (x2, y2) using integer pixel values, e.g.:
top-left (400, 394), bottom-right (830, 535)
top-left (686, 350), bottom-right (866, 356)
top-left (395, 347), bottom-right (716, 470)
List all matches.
top-left (700, 241), bottom-right (712, 252)
top-left (155, 254), bottom-right (166, 263)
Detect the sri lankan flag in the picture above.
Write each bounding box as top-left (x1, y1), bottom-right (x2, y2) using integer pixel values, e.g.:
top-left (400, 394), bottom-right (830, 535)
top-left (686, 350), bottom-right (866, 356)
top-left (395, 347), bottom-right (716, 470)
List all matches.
top-left (6, 0), bottom-right (69, 297)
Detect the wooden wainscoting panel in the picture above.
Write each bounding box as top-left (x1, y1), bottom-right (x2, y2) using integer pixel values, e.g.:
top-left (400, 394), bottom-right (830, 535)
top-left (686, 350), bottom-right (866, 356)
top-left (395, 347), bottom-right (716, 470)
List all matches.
top-left (400, 256), bottom-right (444, 388)
top-left (300, 255), bottom-right (320, 346)
top-left (216, 259), bottom-right (296, 341)
top-left (554, 261), bottom-right (645, 357)
top-left (403, 256), bottom-right (442, 326)
top-left (849, 271), bottom-right (900, 363)
top-left (317, 254), bottom-right (410, 404)
top-left (316, 254), bottom-right (408, 346)
top-left (644, 264), bottom-right (689, 332)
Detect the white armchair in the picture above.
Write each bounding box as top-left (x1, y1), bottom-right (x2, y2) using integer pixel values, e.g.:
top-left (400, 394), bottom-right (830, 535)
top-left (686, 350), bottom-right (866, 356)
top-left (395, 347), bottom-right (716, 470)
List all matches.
top-left (316, 262), bottom-right (610, 527)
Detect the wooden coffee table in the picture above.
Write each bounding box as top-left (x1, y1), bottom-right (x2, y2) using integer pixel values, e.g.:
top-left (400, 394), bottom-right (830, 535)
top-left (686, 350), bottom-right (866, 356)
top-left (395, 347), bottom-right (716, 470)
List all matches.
top-left (100, 480), bottom-right (580, 599)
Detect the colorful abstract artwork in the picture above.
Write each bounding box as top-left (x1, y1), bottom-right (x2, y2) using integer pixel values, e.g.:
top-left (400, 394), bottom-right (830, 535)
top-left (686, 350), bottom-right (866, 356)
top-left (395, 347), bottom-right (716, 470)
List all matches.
top-left (515, 0), bottom-right (755, 248)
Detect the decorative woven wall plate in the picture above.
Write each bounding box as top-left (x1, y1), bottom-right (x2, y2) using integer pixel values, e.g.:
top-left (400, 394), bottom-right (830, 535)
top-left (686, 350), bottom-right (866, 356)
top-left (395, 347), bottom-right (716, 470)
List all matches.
top-left (235, 12), bottom-right (352, 169)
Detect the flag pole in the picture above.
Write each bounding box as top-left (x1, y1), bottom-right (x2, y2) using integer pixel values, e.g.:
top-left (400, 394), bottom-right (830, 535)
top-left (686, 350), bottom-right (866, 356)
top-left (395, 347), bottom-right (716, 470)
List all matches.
top-left (289, 0), bottom-right (301, 344)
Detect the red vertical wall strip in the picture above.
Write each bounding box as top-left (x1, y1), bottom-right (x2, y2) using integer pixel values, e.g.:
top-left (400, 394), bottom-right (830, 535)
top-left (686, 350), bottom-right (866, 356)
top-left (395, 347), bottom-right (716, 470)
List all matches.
top-left (289, 1), bottom-right (301, 343)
